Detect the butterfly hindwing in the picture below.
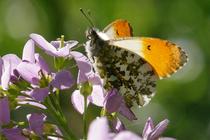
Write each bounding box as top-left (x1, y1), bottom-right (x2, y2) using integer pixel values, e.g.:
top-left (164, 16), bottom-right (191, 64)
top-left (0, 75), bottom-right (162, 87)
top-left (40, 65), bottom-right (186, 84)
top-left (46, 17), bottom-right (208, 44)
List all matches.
top-left (88, 41), bottom-right (158, 107)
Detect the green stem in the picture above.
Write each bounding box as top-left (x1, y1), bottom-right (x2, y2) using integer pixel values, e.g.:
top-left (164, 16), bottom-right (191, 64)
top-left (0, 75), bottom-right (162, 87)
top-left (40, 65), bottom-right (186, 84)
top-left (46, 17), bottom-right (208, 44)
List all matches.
top-left (51, 90), bottom-right (66, 123)
top-left (55, 89), bottom-right (62, 115)
top-left (45, 96), bottom-right (77, 140)
top-left (55, 89), bottom-right (60, 103)
top-left (83, 95), bottom-right (88, 140)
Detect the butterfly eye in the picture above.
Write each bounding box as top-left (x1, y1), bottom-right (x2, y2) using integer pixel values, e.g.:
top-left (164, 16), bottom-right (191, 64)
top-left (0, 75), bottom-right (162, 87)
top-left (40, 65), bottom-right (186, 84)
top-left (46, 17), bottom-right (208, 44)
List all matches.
top-left (87, 34), bottom-right (91, 39)
top-left (86, 29), bottom-right (92, 39)
top-left (88, 28), bottom-right (95, 35)
top-left (88, 29), bottom-right (92, 34)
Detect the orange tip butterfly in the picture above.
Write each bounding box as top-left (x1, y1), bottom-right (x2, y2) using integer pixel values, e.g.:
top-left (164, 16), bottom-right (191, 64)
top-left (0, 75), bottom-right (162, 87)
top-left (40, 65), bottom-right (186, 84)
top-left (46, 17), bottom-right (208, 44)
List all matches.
top-left (84, 18), bottom-right (188, 107)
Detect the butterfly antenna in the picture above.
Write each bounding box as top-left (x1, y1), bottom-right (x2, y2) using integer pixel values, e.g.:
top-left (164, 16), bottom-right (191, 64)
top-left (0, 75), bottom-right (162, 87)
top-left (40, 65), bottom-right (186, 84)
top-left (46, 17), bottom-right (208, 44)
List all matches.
top-left (80, 8), bottom-right (95, 27)
top-left (87, 9), bottom-right (92, 18)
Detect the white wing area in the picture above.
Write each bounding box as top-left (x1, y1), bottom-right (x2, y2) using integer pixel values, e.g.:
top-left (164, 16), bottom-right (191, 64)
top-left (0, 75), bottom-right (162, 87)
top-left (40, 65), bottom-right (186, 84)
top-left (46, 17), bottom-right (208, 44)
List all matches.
top-left (103, 26), bottom-right (116, 39)
top-left (97, 32), bottom-right (110, 41)
top-left (109, 38), bottom-right (144, 57)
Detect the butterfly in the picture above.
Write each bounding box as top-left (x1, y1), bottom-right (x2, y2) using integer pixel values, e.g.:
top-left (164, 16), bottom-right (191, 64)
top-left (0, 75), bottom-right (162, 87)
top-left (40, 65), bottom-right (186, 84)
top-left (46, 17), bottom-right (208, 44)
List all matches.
top-left (85, 19), bottom-right (188, 107)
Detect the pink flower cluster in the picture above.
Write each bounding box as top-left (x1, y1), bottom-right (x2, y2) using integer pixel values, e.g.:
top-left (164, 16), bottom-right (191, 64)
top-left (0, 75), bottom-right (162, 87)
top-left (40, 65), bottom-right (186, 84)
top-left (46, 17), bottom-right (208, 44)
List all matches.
top-left (0, 34), bottom-right (175, 140)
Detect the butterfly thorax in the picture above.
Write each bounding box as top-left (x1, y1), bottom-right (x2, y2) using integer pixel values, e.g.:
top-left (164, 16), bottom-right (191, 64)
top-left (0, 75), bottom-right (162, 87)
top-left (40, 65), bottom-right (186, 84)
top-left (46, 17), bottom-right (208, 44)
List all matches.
top-left (85, 28), bottom-right (114, 80)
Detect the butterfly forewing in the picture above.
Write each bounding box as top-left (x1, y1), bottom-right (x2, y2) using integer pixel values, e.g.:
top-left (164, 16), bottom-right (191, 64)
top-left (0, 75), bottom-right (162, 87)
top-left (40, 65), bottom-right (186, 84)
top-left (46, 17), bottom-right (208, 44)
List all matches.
top-left (109, 37), bottom-right (188, 78)
top-left (102, 19), bottom-right (133, 39)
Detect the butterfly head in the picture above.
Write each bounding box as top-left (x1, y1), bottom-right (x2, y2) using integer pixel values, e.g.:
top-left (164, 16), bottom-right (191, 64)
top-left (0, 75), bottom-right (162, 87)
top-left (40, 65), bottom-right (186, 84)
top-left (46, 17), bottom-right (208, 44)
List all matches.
top-left (86, 27), bottom-right (98, 40)
top-left (86, 27), bottom-right (110, 42)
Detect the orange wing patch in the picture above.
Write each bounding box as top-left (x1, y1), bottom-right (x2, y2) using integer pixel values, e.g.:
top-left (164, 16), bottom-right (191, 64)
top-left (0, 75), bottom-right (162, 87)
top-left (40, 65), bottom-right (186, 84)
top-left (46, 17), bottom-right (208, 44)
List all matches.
top-left (112, 19), bottom-right (133, 37)
top-left (141, 38), bottom-right (187, 78)
top-left (103, 19), bottom-right (133, 38)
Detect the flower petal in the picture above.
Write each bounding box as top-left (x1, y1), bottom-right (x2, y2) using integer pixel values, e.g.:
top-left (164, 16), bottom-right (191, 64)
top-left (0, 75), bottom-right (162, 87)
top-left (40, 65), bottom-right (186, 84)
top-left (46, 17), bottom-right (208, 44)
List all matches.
top-left (30, 33), bottom-right (78, 57)
top-left (53, 42), bottom-right (78, 57)
top-left (71, 51), bottom-right (92, 73)
top-left (71, 90), bottom-right (89, 114)
top-left (0, 57), bottom-right (3, 84)
top-left (29, 87), bottom-right (49, 102)
top-left (118, 103), bottom-right (137, 121)
top-left (87, 117), bottom-right (111, 140)
top-left (35, 53), bottom-right (51, 74)
top-left (142, 117), bottom-right (154, 138)
top-left (70, 51), bottom-right (92, 83)
top-left (104, 89), bottom-right (123, 113)
top-left (77, 70), bottom-right (88, 83)
top-left (88, 73), bottom-right (103, 86)
top-left (148, 119), bottom-right (169, 140)
top-left (27, 113), bottom-right (46, 136)
top-left (16, 62), bottom-right (40, 85)
top-left (111, 118), bottom-right (126, 133)
top-left (2, 54), bottom-right (21, 73)
top-left (87, 73), bottom-right (104, 106)
top-left (2, 128), bottom-right (27, 140)
top-left (113, 131), bottom-right (142, 140)
top-left (50, 41), bottom-right (78, 49)
top-left (17, 96), bottom-right (47, 109)
top-left (30, 33), bottom-right (57, 56)
top-left (88, 84), bottom-right (104, 107)
top-left (0, 97), bottom-right (10, 125)
top-left (2, 54), bottom-right (21, 82)
top-left (50, 41), bottom-right (61, 49)
top-left (50, 70), bottom-right (75, 90)
top-left (1, 62), bottom-right (11, 90)
top-left (22, 39), bottom-right (35, 63)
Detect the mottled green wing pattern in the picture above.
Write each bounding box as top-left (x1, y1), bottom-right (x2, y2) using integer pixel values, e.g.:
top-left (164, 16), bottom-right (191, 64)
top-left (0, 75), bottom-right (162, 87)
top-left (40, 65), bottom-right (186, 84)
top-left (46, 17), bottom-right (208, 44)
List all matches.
top-left (87, 40), bottom-right (158, 107)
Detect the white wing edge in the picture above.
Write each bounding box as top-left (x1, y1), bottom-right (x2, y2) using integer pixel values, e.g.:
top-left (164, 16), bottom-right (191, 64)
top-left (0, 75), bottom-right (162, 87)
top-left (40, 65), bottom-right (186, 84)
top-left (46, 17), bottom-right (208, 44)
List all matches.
top-left (108, 38), bottom-right (145, 57)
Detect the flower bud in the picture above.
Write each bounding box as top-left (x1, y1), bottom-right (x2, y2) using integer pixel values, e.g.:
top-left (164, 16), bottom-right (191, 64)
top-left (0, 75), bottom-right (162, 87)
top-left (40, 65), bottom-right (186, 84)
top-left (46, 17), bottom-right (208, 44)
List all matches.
top-left (79, 81), bottom-right (93, 97)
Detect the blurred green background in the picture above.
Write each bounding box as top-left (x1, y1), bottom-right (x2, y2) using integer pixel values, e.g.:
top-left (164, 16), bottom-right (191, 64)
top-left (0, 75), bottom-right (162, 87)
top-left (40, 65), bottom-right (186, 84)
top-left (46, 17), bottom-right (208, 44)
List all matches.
top-left (0, 0), bottom-right (210, 139)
